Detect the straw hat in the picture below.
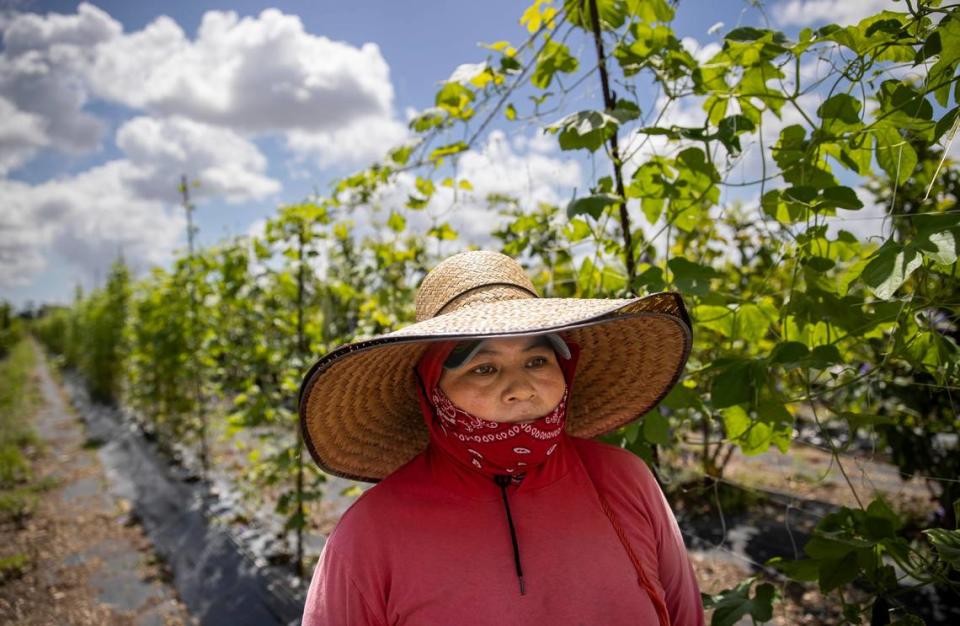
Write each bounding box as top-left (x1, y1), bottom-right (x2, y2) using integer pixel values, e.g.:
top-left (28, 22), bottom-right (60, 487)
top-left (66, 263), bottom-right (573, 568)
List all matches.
top-left (298, 250), bottom-right (692, 483)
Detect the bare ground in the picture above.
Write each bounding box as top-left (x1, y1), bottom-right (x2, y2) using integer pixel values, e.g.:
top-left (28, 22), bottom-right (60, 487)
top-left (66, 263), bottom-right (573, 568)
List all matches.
top-left (0, 345), bottom-right (195, 626)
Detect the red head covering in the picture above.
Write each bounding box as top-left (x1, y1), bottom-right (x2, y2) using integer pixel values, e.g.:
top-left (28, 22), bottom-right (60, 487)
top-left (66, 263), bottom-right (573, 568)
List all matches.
top-left (414, 336), bottom-right (581, 482)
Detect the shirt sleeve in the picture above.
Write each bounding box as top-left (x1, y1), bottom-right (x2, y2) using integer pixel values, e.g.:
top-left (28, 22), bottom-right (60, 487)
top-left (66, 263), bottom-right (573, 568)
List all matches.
top-left (636, 461), bottom-right (706, 626)
top-left (301, 541), bottom-right (387, 626)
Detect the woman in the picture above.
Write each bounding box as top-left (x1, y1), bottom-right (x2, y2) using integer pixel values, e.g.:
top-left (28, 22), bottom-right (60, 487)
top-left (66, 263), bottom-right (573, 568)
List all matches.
top-left (298, 250), bottom-right (704, 625)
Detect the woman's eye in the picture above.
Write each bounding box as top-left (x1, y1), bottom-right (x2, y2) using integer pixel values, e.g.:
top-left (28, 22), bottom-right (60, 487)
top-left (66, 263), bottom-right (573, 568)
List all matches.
top-left (471, 364), bottom-right (495, 375)
top-left (528, 356), bottom-right (548, 367)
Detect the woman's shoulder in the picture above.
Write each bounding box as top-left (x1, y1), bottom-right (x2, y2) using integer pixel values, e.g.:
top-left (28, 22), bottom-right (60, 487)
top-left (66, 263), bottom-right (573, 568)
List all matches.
top-left (569, 435), bottom-right (659, 491)
top-left (323, 451), bottom-right (430, 549)
top-left (570, 435), bottom-right (651, 470)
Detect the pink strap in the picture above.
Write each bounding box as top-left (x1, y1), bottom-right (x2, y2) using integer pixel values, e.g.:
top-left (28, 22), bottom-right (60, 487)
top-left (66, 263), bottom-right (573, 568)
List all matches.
top-left (582, 461), bottom-right (671, 626)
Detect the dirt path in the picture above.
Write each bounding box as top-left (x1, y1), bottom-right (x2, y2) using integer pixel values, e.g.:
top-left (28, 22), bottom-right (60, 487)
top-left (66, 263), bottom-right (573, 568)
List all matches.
top-left (0, 343), bottom-right (195, 625)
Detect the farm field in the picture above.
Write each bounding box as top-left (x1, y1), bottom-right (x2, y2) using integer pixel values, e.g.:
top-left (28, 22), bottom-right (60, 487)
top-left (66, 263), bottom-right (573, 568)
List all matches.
top-left (3, 0), bottom-right (960, 624)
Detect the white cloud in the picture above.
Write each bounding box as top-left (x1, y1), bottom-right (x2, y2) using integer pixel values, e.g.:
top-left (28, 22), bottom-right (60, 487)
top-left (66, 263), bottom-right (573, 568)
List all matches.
top-left (0, 3), bottom-right (404, 173)
top-left (0, 2), bottom-right (409, 293)
top-left (0, 179), bottom-right (51, 287)
top-left (356, 130), bottom-right (582, 244)
top-left (0, 3), bottom-right (115, 162)
top-left (0, 2), bottom-right (119, 55)
top-left (0, 114), bottom-right (280, 290)
top-left (681, 37), bottom-right (721, 65)
top-left (0, 95), bottom-right (48, 174)
top-left (773, 0), bottom-right (900, 27)
top-left (0, 163), bottom-right (185, 288)
top-left (116, 115), bottom-right (280, 202)
top-left (87, 8), bottom-right (395, 135)
top-left (285, 115), bottom-right (409, 168)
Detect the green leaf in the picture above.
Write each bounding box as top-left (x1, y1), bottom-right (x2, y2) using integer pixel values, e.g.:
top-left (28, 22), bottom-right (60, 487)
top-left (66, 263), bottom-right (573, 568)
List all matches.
top-left (769, 341), bottom-right (809, 366)
top-left (808, 344), bottom-right (842, 368)
top-left (695, 304), bottom-right (734, 338)
top-left (816, 186), bottom-right (863, 211)
top-left (703, 578), bottom-right (776, 626)
top-left (633, 265), bottom-right (665, 293)
top-left (415, 176), bottom-right (435, 197)
top-left (805, 533), bottom-right (874, 560)
top-left (521, 0), bottom-right (558, 33)
top-left (924, 528), bottom-right (960, 570)
top-left (642, 409), bottom-right (670, 445)
top-left (859, 239), bottom-right (922, 300)
top-left (819, 551), bottom-right (860, 592)
top-left (769, 557), bottom-right (820, 582)
top-left (712, 362), bottom-right (754, 409)
top-left (388, 144), bottom-right (414, 165)
top-left (340, 484), bottom-right (364, 497)
top-left (668, 257), bottom-right (722, 296)
top-left (610, 99), bottom-right (641, 124)
top-left (874, 125), bottom-right (918, 186)
top-left (547, 110), bottom-right (621, 152)
top-left (817, 93), bottom-right (862, 131)
top-left (386, 211), bottom-right (406, 233)
top-left (733, 303), bottom-right (774, 343)
top-left (427, 222), bottom-right (458, 241)
top-left (564, 217), bottom-right (592, 242)
top-left (435, 82), bottom-right (475, 120)
top-left (532, 39), bottom-right (578, 89)
top-left (724, 26), bottom-right (768, 41)
top-left (933, 105), bottom-right (959, 144)
top-left (723, 401), bottom-right (792, 456)
top-left (624, 0), bottom-right (673, 23)
top-left (409, 107), bottom-right (446, 132)
top-left (716, 114), bottom-right (756, 154)
top-left (865, 497), bottom-right (902, 539)
top-left (913, 214), bottom-right (960, 265)
top-left (566, 193), bottom-right (621, 220)
top-left (428, 141), bottom-right (469, 164)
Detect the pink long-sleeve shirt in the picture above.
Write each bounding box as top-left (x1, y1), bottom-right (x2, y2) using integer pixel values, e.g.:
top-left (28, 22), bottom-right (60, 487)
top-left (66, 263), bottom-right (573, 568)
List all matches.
top-left (302, 432), bottom-right (704, 625)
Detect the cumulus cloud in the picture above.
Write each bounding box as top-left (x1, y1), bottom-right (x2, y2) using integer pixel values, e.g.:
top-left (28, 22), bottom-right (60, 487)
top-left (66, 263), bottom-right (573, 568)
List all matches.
top-left (87, 9), bottom-right (395, 136)
top-left (0, 95), bottom-right (48, 174)
top-left (0, 3), bottom-right (404, 173)
top-left (116, 116), bottom-right (280, 202)
top-left (285, 114), bottom-right (409, 168)
top-left (0, 2), bottom-right (410, 292)
top-left (0, 1), bottom-right (119, 55)
top-left (0, 114), bottom-right (279, 289)
top-left (360, 130), bottom-right (581, 244)
top-left (680, 37), bottom-right (721, 65)
top-left (0, 3), bottom-right (115, 166)
top-left (773, 0), bottom-right (900, 27)
top-left (0, 164), bottom-right (184, 287)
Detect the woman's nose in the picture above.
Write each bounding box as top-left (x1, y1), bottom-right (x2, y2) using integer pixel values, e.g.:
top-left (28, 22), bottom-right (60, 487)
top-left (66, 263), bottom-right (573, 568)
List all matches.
top-left (503, 376), bottom-right (536, 403)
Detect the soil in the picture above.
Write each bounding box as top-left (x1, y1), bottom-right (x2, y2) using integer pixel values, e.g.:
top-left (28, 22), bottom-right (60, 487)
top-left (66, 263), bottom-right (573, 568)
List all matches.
top-left (0, 344), bottom-right (195, 626)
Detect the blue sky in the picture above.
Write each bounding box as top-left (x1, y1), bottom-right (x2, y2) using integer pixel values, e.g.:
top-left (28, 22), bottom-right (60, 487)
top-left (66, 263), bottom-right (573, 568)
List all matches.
top-left (0, 0), bottom-right (897, 309)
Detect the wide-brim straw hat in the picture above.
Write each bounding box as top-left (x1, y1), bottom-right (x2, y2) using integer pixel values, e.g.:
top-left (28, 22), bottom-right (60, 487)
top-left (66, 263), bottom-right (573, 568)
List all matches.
top-left (298, 250), bottom-right (693, 483)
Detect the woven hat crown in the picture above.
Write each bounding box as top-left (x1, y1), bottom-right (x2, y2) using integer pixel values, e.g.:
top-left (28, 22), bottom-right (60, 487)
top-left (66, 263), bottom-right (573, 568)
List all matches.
top-left (414, 250), bottom-right (540, 322)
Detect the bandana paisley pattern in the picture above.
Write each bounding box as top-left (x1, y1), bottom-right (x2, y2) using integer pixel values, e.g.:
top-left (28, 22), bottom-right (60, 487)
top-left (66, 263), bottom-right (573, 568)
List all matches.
top-left (414, 336), bottom-right (581, 485)
top-left (428, 383), bottom-right (568, 482)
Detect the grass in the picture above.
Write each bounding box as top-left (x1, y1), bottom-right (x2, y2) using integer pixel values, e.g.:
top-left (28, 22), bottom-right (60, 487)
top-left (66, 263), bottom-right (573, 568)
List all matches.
top-left (0, 553), bottom-right (29, 583)
top-left (0, 338), bottom-right (45, 527)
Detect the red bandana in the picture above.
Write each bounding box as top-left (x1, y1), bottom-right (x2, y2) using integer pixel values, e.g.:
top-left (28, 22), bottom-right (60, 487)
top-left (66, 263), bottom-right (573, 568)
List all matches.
top-left (414, 337), bottom-right (581, 482)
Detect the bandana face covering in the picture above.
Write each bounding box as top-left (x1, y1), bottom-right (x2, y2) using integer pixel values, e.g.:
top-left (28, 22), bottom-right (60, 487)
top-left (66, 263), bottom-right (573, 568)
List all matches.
top-left (414, 337), bottom-right (581, 482)
top-left (429, 384), bottom-right (569, 479)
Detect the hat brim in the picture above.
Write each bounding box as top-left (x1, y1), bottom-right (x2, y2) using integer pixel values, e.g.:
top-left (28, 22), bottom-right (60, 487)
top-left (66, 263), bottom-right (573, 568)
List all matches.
top-left (298, 292), bottom-right (692, 483)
